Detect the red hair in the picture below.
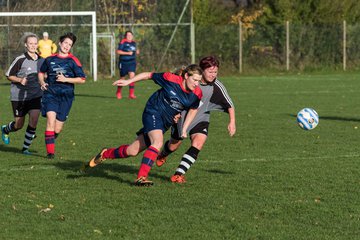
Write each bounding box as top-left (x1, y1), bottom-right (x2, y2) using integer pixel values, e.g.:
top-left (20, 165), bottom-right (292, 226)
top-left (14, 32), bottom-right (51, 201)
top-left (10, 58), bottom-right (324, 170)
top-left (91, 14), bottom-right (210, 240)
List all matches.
top-left (199, 56), bottom-right (220, 70)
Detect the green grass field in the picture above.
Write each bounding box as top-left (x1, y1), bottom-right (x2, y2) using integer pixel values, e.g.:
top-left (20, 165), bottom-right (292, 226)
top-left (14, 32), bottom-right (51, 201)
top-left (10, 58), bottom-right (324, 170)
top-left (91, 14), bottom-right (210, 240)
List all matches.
top-left (1, 72), bottom-right (360, 239)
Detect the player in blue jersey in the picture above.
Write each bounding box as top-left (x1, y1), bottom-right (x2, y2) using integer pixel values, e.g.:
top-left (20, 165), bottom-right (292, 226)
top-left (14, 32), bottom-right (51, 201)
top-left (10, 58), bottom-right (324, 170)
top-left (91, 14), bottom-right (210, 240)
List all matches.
top-left (116, 31), bottom-right (139, 99)
top-left (82, 64), bottom-right (203, 186)
top-left (1, 33), bottom-right (44, 154)
top-left (38, 32), bottom-right (86, 159)
top-left (156, 56), bottom-right (236, 183)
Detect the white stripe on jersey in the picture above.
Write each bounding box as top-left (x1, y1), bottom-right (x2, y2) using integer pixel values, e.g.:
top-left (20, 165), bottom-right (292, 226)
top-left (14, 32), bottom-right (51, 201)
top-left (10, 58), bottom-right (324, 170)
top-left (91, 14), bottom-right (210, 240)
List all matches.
top-left (6, 54), bottom-right (26, 77)
top-left (215, 80), bottom-right (234, 108)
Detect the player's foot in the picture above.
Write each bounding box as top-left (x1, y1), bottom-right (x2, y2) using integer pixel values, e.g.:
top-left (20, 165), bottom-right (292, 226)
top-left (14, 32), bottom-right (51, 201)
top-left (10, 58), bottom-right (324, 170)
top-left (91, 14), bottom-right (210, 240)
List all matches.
top-left (128, 94), bottom-right (137, 99)
top-left (116, 90), bottom-right (122, 99)
top-left (22, 149), bottom-right (32, 155)
top-left (88, 148), bottom-right (107, 168)
top-left (47, 153), bottom-right (55, 159)
top-left (156, 155), bottom-right (167, 167)
top-left (134, 176), bottom-right (153, 186)
top-left (170, 174), bottom-right (186, 183)
top-left (1, 125), bottom-right (10, 145)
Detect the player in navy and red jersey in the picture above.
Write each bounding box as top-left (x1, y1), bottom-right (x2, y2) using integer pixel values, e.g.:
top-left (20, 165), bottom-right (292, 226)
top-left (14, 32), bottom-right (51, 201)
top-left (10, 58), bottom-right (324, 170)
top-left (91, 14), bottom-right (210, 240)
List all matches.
top-left (116, 31), bottom-right (139, 99)
top-left (38, 32), bottom-right (86, 159)
top-left (82, 64), bottom-right (203, 186)
top-left (156, 56), bottom-right (236, 183)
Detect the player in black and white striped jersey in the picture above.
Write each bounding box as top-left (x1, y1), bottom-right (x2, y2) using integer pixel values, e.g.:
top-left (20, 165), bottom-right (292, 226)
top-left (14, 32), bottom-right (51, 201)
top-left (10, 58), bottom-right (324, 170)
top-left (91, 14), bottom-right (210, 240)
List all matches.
top-left (1, 33), bottom-right (44, 155)
top-left (156, 56), bottom-right (236, 183)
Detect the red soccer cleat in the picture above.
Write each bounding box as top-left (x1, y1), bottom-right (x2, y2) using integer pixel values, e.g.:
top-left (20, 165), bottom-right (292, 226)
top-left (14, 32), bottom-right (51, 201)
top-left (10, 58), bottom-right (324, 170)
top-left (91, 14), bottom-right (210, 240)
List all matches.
top-left (156, 155), bottom-right (167, 167)
top-left (170, 174), bottom-right (186, 183)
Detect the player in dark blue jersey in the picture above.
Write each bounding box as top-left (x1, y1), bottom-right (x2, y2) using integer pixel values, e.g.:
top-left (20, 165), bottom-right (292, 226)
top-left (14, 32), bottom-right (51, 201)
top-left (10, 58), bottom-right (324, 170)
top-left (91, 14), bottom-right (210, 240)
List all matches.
top-left (116, 31), bottom-right (139, 99)
top-left (38, 32), bottom-right (86, 159)
top-left (82, 64), bottom-right (203, 186)
top-left (156, 56), bottom-right (236, 183)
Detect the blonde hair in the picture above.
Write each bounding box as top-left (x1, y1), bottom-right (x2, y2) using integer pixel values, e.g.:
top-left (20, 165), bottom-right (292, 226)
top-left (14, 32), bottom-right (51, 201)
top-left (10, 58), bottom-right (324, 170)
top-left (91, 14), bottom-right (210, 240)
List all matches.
top-left (174, 64), bottom-right (202, 78)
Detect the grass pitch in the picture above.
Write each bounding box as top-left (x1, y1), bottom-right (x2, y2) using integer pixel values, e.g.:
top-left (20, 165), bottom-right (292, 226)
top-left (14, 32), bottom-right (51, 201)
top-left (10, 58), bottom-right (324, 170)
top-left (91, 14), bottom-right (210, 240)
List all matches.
top-left (1, 72), bottom-right (360, 239)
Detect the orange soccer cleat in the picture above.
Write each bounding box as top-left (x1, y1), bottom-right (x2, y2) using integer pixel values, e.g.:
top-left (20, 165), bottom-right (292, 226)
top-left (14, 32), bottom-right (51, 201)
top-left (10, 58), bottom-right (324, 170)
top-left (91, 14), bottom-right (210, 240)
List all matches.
top-left (170, 174), bottom-right (186, 183)
top-left (156, 155), bottom-right (167, 167)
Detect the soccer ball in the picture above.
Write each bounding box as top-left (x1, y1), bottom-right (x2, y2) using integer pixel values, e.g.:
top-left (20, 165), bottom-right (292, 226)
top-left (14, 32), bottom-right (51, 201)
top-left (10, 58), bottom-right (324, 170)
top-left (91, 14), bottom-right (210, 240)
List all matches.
top-left (297, 108), bottom-right (319, 130)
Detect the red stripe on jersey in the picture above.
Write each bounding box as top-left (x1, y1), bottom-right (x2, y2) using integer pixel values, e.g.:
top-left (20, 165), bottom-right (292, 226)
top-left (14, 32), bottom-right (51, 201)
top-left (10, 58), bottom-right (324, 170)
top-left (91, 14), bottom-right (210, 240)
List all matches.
top-left (163, 72), bottom-right (203, 96)
top-left (68, 53), bottom-right (83, 67)
top-left (51, 53), bottom-right (83, 67)
top-left (163, 72), bottom-right (182, 84)
top-left (193, 86), bottom-right (203, 99)
top-left (120, 38), bottom-right (135, 44)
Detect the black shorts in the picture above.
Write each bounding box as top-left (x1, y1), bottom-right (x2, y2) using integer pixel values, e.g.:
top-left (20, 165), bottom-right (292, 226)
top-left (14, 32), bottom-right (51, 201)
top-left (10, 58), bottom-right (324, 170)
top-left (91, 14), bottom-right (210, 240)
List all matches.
top-left (11, 97), bottom-right (41, 117)
top-left (170, 121), bottom-right (210, 140)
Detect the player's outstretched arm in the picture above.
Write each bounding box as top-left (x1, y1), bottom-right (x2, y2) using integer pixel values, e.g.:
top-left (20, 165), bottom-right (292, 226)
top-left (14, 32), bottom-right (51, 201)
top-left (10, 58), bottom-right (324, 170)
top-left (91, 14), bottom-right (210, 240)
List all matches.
top-left (227, 107), bottom-right (236, 137)
top-left (181, 108), bottom-right (198, 139)
top-left (112, 72), bottom-right (152, 87)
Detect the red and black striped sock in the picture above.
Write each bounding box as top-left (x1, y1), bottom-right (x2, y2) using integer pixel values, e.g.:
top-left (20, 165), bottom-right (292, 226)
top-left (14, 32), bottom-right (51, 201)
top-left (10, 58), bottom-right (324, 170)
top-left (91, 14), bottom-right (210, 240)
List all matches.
top-left (137, 146), bottom-right (159, 178)
top-left (102, 145), bottom-right (129, 159)
top-left (45, 131), bottom-right (55, 155)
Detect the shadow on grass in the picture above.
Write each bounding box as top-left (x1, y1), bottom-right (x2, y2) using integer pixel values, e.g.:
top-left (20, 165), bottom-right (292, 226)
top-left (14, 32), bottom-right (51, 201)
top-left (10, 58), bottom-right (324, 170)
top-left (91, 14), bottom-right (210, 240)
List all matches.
top-left (205, 169), bottom-right (236, 175)
top-left (0, 144), bottom-right (46, 158)
top-left (288, 113), bottom-right (360, 122)
top-left (75, 93), bottom-right (115, 99)
top-left (53, 160), bottom-right (169, 186)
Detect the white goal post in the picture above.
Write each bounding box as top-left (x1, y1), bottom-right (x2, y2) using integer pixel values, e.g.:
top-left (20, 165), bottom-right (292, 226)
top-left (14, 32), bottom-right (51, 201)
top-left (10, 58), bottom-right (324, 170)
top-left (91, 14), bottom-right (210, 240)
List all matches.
top-left (0, 11), bottom-right (98, 81)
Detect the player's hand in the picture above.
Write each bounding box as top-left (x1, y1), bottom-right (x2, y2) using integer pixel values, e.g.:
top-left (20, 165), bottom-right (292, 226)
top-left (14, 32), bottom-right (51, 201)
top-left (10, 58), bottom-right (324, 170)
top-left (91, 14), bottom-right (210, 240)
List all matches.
top-left (40, 83), bottom-right (48, 91)
top-left (56, 73), bottom-right (68, 83)
top-left (112, 79), bottom-right (130, 86)
top-left (19, 77), bottom-right (27, 86)
top-left (228, 122), bottom-right (236, 137)
top-left (181, 130), bottom-right (188, 139)
top-left (173, 113), bottom-right (181, 123)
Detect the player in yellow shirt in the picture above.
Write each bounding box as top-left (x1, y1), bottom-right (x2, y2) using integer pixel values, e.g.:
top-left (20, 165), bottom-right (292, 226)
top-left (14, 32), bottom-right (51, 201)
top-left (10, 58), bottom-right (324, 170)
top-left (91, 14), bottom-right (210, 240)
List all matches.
top-left (38, 32), bottom-right (57, 58)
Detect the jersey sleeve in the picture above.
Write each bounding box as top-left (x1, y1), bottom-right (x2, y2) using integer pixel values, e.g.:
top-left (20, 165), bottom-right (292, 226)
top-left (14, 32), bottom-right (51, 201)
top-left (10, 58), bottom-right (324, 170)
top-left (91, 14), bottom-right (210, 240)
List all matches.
top-left (117, 43), bottom-right (123, 51)
top-left (209, 80), bottom-right (234, 112)
top-left (6, 57), bottom-right (24, 77)
top-left (71, 59), bottom-right (86, 79)
top-left (39, 58), bottom-right (49, 73)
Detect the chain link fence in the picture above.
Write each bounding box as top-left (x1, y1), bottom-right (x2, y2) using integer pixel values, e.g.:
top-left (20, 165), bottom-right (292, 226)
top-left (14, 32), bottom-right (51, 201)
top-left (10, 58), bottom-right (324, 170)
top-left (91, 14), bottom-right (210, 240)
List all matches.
top-left (1, 16), bottom-right (360, 79)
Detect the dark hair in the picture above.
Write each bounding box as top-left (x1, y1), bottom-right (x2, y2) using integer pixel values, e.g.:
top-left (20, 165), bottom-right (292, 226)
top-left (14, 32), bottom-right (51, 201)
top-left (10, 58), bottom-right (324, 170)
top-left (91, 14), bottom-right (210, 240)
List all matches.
top-left (59, 32), bottom-right (77, 45)
top-left (199, 56), bottom-right (220, 70)
top-left (124, 31), bottom-right (133, 38)
top-left (175, 64), bottom-right (203, 78)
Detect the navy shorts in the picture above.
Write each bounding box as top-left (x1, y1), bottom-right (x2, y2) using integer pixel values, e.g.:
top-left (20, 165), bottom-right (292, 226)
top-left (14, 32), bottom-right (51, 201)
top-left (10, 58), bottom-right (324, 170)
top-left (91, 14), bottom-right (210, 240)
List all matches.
top-left (11, 97), bottom-right (41, 117)
top-left (41, 93), bottom-right (74, 122)
top-left (142, 110), bottom-right (171, 134)
top-left (119, 62), bottom-right (136, 77)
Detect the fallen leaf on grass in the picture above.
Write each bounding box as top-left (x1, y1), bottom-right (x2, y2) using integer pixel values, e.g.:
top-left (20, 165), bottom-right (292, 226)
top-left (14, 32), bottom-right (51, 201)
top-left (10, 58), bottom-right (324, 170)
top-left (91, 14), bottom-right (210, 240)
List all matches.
top-left (39, 207), bottom-right (52, 213)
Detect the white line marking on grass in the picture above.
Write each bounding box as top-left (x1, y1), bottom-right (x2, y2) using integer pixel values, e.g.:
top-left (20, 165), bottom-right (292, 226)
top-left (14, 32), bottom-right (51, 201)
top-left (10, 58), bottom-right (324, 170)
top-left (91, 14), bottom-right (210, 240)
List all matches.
top-left (200, 153), bottom-right (360, 164)
top-left (0, 165), bottom-right (56, 172)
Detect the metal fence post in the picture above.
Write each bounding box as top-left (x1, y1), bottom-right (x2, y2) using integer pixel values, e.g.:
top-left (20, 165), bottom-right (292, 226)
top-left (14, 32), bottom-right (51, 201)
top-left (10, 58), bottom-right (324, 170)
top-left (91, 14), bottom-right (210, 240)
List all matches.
top-left (239, 19), bottom-right (242, 73)
top-left (286, 20), bottom-right (289, 71)
top-left (343, 20), bottom-right (346, 71)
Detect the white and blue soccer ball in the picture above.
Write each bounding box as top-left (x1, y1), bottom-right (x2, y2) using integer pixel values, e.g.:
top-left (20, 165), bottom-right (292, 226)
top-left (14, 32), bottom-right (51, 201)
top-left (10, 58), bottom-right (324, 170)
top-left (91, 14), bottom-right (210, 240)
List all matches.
top-left (297, 108), bottom-right (319, 130)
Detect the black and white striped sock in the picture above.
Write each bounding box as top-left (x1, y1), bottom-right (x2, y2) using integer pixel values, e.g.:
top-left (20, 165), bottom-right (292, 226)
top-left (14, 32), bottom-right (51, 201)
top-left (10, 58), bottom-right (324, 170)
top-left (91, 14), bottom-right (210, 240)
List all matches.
top-left (174, 146), bottom-right (200, 175)
top-left (22, 125), bottom-right (36, 152)
top-left (4, 121), bottom-right (16, 134)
